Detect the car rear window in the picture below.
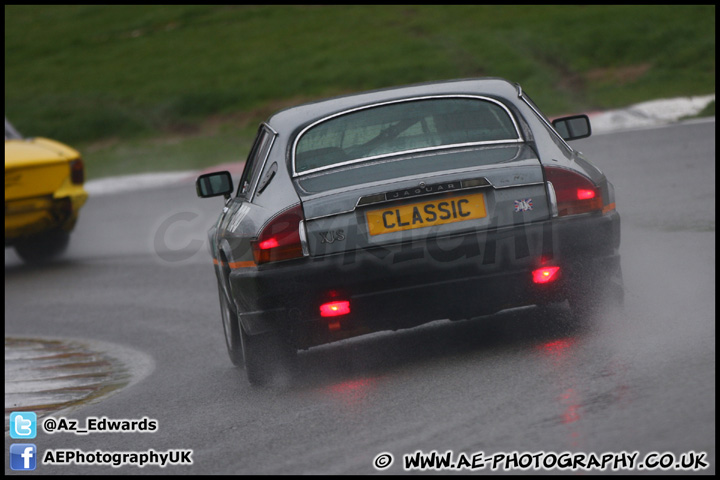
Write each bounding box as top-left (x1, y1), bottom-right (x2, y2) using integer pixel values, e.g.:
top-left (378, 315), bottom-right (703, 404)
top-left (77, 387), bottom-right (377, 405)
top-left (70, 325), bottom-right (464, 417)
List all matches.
top-left (294, 97), bottom-right (520, 175)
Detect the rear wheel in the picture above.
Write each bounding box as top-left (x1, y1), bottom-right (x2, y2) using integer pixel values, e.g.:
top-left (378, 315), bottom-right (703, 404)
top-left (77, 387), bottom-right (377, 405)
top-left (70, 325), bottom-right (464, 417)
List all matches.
top-left (217, 279), bottom-right (244, 367)
top-left (14, 229), bottom-right (70, 264)
top-left (240, 323), bottom-right (296, 387)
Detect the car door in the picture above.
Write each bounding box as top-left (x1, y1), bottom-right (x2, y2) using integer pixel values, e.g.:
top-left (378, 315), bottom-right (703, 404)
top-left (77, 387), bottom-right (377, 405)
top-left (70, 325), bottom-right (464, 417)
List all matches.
top-left (216, 125), bottom-right (277, 262)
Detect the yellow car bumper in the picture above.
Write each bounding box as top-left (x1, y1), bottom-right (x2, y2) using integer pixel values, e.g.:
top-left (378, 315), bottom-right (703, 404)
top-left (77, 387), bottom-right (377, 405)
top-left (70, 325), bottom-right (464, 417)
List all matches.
top-left (5, 177), bottom-right (87, 245)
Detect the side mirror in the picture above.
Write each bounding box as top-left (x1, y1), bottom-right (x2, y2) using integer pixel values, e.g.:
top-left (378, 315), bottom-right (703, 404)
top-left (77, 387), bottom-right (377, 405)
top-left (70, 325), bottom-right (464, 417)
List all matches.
top-left (552, 114), bottom-right (591, 141)
top-left (196, 171), bottom-right (234, 199)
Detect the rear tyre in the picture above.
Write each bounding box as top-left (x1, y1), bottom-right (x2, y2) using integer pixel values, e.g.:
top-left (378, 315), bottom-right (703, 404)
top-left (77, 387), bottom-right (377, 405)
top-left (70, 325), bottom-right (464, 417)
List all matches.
top-left (240, 323), bottom-right (296, 387)
top-left (217, 280), bottom-right (244, 367)
top-left (14, 229), bottom-right (70, 264)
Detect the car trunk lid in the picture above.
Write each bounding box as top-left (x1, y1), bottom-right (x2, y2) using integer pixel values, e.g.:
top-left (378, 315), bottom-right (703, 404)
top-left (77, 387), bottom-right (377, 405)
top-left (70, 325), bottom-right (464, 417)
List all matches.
top-left (294, 144), bottom-right (551, 256)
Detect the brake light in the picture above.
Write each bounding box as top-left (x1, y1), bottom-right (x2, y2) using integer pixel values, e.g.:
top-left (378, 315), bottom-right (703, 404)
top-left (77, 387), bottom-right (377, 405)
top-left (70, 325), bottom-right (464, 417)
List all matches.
top-left (544, 166), bottom-right (602, 216)
top-left (576, 189), bottom-right (596, 200)
top-left (251, 205), bottom-right (305, 264)
top-left (70, 158), bottom-right (85, 184)
top-left (258, 238), bottom-right (279, 250)
top-left (532, 266), bottom-right (561, 284)
top-left (320, 300), bottom-right (351, 317)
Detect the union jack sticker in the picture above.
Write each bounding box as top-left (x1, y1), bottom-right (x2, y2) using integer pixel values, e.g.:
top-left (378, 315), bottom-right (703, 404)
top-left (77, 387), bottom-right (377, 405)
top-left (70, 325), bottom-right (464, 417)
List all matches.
top-left (514, 198), bottom-right (533, 212)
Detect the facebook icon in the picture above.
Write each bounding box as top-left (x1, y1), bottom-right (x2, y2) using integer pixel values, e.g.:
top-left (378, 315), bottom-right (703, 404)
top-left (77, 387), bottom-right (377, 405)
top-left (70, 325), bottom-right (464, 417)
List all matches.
top-left (10, 444), bottom-right (37, 471)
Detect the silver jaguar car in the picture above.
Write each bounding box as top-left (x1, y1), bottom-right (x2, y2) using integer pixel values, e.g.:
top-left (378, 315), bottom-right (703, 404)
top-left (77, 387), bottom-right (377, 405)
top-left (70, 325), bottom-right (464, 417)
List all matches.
top-left (197, 78), bottom-right (623, 385)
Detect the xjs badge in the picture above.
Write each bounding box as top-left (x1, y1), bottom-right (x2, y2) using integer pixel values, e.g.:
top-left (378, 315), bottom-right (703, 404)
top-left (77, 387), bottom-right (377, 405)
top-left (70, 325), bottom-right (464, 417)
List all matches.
top-left (319, 230), bottom-right (345, 244)
top-left (514, 199), bottom-right (533, 212)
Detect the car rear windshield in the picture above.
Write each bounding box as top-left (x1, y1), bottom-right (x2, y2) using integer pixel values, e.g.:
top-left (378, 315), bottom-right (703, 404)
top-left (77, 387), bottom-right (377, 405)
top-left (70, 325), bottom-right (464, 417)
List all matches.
top-left (294, 96), bottom-right (520, 175)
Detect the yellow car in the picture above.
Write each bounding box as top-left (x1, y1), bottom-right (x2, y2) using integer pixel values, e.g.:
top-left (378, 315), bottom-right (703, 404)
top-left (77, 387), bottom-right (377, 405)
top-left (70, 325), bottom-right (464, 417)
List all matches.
top-left (5, 118), bottom-right (88, 263)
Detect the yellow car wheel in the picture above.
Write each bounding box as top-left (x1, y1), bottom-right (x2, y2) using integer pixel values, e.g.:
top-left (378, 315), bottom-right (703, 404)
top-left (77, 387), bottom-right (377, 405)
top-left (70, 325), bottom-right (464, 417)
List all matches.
top-left (14, 229), bottom-right (70, 264)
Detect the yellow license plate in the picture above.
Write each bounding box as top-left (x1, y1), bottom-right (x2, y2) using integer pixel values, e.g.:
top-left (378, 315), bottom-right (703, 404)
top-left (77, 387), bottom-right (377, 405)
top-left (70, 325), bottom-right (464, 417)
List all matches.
top-left (366, 192), bottom-right (486, 236)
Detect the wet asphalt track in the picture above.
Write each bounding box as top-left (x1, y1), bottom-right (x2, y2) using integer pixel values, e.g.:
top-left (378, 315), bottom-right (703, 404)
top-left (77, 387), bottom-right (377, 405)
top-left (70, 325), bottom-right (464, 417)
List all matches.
top-left (4, 120), bottom-right (715, 474)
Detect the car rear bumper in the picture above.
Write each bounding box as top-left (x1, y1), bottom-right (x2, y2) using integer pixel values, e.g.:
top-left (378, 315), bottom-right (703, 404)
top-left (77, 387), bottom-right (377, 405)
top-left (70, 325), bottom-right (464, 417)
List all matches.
top-left (228, 210), bottom-right (621, 349)
top-left (5, 189), bottom-right (87, 245)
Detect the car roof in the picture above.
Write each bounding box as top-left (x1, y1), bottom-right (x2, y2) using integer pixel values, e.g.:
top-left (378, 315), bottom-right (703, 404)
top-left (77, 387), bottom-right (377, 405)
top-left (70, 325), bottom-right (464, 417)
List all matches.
top-left (266, 77), bottom-right (520, 133)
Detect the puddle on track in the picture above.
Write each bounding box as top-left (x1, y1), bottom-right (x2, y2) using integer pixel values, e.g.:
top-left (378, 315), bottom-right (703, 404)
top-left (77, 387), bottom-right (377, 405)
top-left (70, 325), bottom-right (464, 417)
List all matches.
top-left (4, 337), bottom-right (154, 429)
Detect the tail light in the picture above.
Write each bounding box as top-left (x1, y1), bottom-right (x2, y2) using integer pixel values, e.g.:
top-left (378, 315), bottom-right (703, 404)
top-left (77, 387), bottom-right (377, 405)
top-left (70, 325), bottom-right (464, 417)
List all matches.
top-left (251, 205), bottom-right (306, 265)
top-left (532, 265), bottom-right (561, 284)
top-left (544, 166), bottom-right (602, 216)
top-left (70, 158), bottom-right (85, 184)
top-left (320, 300), bottom-right (351, 317)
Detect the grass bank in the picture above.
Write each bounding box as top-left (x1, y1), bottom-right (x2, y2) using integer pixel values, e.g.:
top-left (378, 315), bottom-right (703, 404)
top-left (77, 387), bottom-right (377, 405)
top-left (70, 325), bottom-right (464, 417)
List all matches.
top-left (5, 5), bottom-right (715, 179)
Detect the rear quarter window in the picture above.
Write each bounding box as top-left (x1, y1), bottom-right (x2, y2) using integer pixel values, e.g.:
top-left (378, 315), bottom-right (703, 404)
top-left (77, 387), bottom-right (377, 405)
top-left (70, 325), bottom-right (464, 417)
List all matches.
top-left (5, 119), bottom-right (22, 140)
top-left (237, 125), bottom-right (275, 198)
